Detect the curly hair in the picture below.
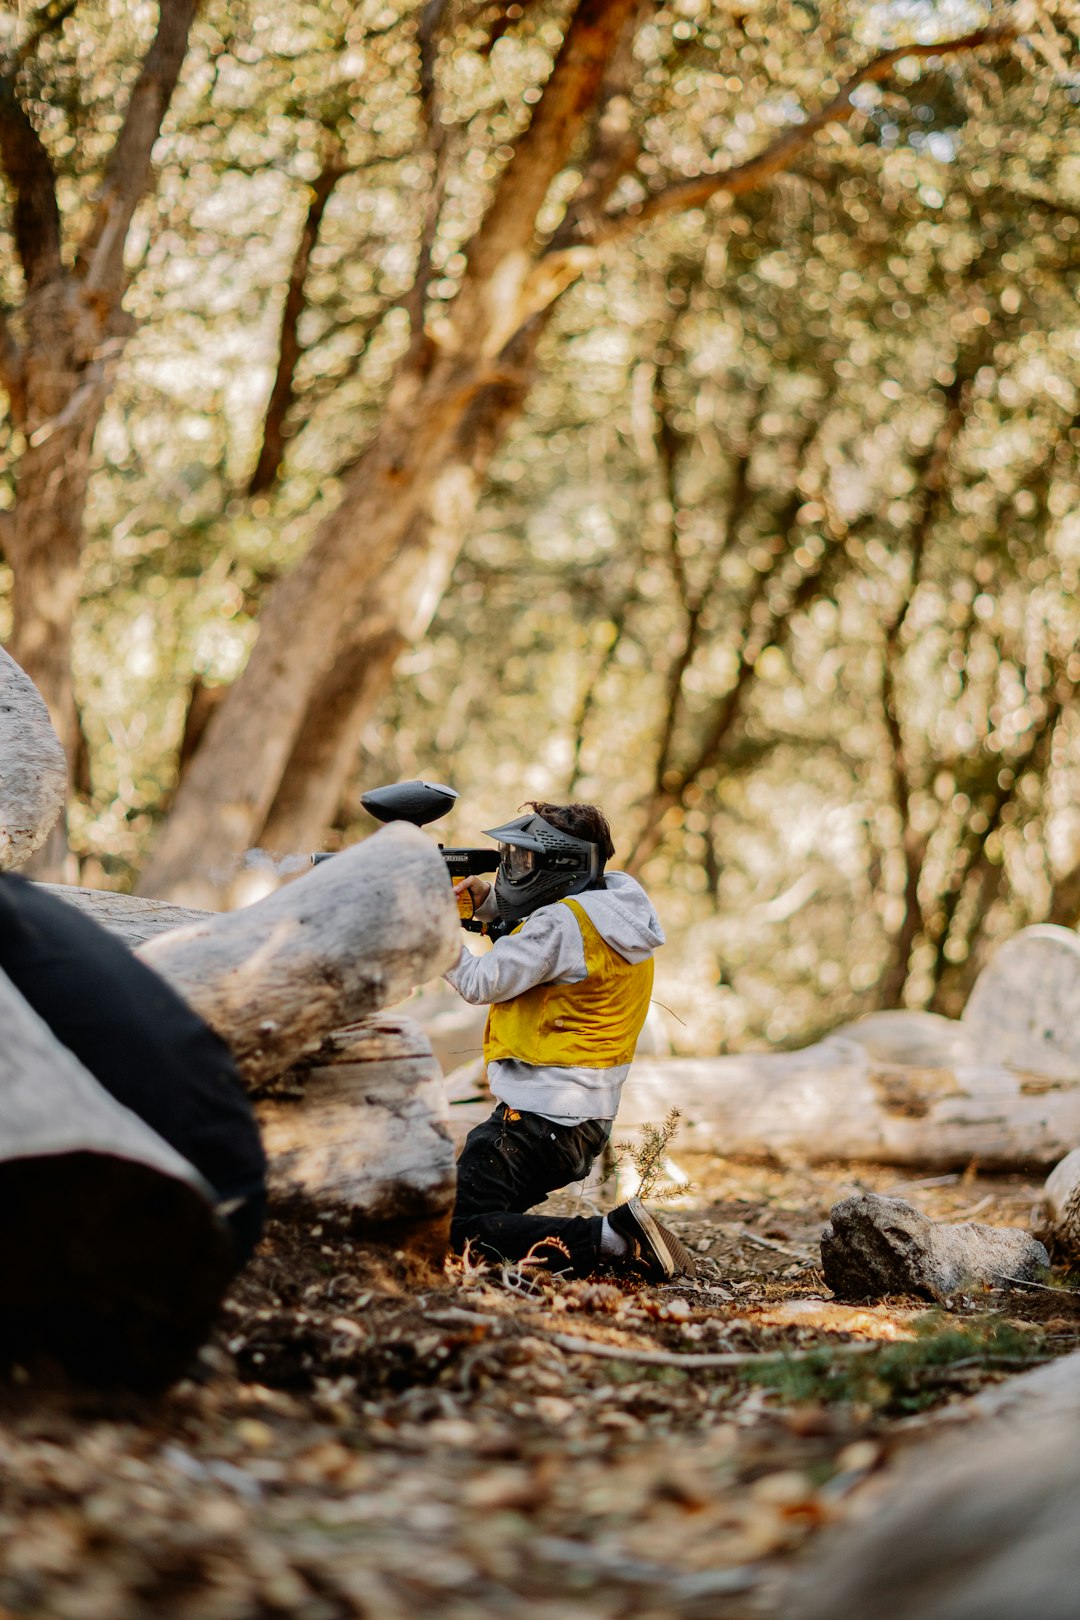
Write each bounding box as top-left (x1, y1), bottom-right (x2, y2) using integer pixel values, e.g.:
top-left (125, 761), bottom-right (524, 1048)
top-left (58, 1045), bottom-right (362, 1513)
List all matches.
top-left (523, 801), bottom-right (615, 883)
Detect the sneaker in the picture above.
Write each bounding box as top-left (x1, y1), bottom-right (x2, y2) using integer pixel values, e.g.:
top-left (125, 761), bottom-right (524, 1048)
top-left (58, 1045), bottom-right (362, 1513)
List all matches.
top-left (607, 1198), bottom-right (696, 1282)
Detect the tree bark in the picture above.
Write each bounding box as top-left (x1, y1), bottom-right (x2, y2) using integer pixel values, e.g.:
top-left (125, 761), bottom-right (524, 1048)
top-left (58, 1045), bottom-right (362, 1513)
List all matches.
top-left (132, 821), bottom-right (461, 1085)
top-left (0, 0), bottom-right (200, 877)
top-left (256, 1014), bottom-right (455, 1259)
top-left (0, 643), bottom-right (66, 871)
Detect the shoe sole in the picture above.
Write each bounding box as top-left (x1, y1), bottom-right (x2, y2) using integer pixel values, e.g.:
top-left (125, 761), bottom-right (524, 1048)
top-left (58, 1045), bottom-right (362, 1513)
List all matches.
top-left (625, 1198), bottom-right (677, 1280)
top-left (653, 1217), bottom-right (697, 1279)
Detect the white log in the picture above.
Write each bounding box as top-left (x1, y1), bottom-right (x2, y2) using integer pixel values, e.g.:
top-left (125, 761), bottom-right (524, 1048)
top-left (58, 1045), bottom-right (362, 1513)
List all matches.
top-left (256, 1015), bottom-right (455, 1257)
top-left (1039, 1147), bottom-right (1080, 1257)
top-left (617, 1039), bottom-right (1080, 1172)
top-left (44, 823), bottom-right (460, 1087)
top-left (790, 1351), bottom-right (1080, 1620)
top-left (962, 924), bottom-right (1080, 1077)
top-left (37, 883), bottom-right (208, 945)
top-left (0, 644), bottom-right (66, 872)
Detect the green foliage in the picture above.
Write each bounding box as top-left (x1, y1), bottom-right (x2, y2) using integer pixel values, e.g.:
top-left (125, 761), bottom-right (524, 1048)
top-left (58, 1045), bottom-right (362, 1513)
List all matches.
top-left (741, 1313), bottom-right (1055, 1415)
top-left (614, 1108), bottom-right (691, 1205)
top-left (4, 1), bottom-right (1080, 1053)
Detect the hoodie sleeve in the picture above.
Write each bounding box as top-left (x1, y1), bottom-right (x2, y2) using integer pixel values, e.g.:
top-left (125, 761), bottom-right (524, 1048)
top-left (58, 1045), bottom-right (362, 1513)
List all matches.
top-left (444, 905), bottom-right (587, 1005)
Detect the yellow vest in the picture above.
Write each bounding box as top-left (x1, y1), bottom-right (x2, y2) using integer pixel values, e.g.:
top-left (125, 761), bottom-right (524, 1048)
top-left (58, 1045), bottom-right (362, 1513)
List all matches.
top-left (483, 897), bottom-right (654, 1069)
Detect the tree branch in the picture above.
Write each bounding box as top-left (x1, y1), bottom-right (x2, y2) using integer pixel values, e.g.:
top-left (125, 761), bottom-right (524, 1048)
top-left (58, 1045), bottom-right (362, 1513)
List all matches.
top-left (79, 0), bottom-right (200, 297)
top-left (546, 0), bottom-right (649, 255)
top-left (0, 308), bottom-right (25, 415)
top-left (552, 26), bottom-right (1017, 254)
top-left (0, 78), bottom-right (61, 289)
top-left (4, 0), bottom-right (79, 76)
top-left (927, 682), bottom-right (1072, 1010)
top-left (876, 370), bottom-right (970, 1007)
top-left (626, 407), bottom-right (834, 873)
top-left (404, 0), bottom-right (452, 338)
top-left (248, 145), bottom-right (346, 495)
top-left (463, 0), bottom-right (640, 288)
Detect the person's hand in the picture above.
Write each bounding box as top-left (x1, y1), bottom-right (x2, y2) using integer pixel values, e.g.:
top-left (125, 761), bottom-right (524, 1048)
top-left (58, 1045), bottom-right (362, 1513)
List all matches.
top-left (454, 875), bottom-right (491, 910)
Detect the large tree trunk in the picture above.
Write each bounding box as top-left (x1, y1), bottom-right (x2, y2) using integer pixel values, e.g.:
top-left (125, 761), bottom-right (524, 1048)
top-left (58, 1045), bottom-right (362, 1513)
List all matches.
top-left (137, 0), bottom-right (642, 903)
top-left (6, 286), bottom-right (112, 776)
top-left (0, 0), bottom-right (199, 879)
top-left (258, 340), bottom-right (537, 854)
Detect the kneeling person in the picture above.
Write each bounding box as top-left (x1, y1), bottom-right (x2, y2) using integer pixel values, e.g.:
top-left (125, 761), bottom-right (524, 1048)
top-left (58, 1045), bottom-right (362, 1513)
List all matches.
top-left (447, 801), bottom-right (691, 1281)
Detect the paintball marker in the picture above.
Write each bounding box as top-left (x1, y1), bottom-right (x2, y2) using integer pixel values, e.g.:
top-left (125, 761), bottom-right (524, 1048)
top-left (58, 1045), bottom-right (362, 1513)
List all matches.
top-left (311, 780), bottom-right (502, 930)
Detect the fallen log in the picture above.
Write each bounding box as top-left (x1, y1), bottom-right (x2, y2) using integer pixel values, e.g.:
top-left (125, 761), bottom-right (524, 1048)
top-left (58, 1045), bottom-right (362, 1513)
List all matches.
top-left (37, 883), bottom-right (207, 946)
top-left (44, 822), bottom-right (460, 1087)
top-left (0, 644), bottom-right (66, 872)
top-left (614, 1047), bottom-right (1080, 1171)
top-left (616, 958), bottom-right (1080, 1175)
top-left (790, 1349), bottom-right (1080, 1620)
top-left (1038, 1147), bottom-right (1080, 1257)
top-left (256, 1015), bottom-right (455, 1259)
top-left (0, 964), bottom-right (233, 1389)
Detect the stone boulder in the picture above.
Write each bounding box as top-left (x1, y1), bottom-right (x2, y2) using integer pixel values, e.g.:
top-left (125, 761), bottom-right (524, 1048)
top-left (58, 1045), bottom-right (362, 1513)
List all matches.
top-left (821, 1192), bottom-right (1049, 1303)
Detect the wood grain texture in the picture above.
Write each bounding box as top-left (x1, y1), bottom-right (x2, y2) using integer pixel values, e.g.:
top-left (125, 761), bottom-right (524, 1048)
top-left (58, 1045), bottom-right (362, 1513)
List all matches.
top-left (44, 822), bottom-right (460, 1087)
top-left (257, 1015), bottom-right (456, 1230)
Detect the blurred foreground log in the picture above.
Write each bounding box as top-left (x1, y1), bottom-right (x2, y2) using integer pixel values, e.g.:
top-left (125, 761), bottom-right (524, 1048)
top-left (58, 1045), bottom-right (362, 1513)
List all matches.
top-left (42, 850), bottom-right (461, 1246)
top-left (0, 645), bottom-right (66, 872)
top-left (791, 1351), bottom-right (1080, 1620)
top-left (0, 964), bottom-right (232, 1389)
top-left (257, 1016), bottom-right (455, 1258)
top-left (45, 822), bottom-right (460, 1088)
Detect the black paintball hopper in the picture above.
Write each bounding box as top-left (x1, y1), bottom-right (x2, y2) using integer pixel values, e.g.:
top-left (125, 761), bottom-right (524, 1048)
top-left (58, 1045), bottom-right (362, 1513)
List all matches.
top-left (360, 779), bottom-right (459, 828)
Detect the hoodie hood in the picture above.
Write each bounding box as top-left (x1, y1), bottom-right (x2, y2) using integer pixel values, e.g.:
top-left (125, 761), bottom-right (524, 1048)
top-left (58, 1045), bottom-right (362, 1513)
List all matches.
top-left (568, 872), bottom-right (665, 963)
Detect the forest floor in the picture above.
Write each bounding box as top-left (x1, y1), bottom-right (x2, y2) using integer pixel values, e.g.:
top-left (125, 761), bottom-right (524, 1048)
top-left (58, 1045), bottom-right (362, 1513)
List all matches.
top-left (2, 1158), bottom-right (1078, 1620)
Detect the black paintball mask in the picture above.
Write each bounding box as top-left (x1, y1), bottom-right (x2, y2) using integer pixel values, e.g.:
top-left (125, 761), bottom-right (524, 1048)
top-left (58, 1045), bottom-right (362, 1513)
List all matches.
top-left (483, 812), bottom-right (603, 925)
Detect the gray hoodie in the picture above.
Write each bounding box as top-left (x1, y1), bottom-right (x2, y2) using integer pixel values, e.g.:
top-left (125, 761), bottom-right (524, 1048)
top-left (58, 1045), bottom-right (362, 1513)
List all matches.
top-left (444, 872), bottom-right (665, 1123)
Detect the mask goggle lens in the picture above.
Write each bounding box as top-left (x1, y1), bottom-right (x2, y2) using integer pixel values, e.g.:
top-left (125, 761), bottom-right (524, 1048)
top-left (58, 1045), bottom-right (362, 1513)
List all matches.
top-left (499, 843), bottom-right (535, 882)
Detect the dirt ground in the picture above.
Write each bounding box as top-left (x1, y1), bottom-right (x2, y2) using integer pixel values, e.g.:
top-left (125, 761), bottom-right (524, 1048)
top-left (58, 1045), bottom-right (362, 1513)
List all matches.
top-left (2, 1158), bottom-right (1078, 1620)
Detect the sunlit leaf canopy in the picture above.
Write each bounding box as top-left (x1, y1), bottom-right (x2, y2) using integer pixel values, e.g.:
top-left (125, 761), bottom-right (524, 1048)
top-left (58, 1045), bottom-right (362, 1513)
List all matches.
top-left (2, 0), bottom-right (1079, 1050)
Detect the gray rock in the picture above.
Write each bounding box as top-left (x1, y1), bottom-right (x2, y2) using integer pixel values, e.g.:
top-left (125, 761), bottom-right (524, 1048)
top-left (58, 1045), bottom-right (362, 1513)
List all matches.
top-left (821, 1192), bottom-right (1049, 1303)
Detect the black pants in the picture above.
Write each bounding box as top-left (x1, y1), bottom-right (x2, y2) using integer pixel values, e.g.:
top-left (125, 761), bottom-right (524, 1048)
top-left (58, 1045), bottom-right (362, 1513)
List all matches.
top-left (452, 1104), bottom-right (610, 1277)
